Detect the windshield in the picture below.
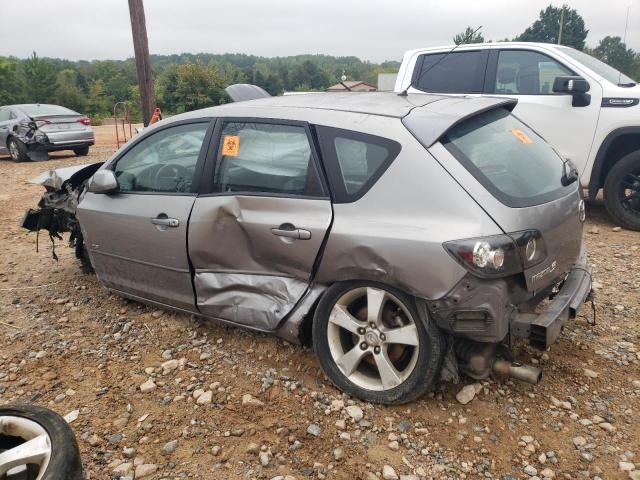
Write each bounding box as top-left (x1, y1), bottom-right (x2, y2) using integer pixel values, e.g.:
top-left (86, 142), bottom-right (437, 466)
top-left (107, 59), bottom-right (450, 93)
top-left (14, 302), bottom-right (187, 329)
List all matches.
top-left (17, 104), bottom-right (79, 117)
top-left (443, 109), bottom-right (574, 207)
top-left (558, 47), bottom-right (636, 85)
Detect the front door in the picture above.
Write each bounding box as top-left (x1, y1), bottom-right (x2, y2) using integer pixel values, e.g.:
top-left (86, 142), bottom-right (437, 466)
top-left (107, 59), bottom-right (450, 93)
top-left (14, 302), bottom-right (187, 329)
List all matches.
top-left (188, 120), bottom-right (332, 330)
top-left (0, 108), bottom-right (12, 153)
top-left (77, 120), bottom-right (212, 311)
top-left (485, 48), bottom-right (601, 169)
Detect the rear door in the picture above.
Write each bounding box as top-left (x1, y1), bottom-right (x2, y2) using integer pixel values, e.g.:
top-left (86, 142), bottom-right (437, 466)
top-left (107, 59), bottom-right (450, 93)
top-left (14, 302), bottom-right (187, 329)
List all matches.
top-left (188, 119), bottom-right (332, 330)
top-left (77, 119), bottom-right (213, 311)
top-left (0, 108), bottom-right (11, 152)
top-left (484, 48), bottom-right (601, 168)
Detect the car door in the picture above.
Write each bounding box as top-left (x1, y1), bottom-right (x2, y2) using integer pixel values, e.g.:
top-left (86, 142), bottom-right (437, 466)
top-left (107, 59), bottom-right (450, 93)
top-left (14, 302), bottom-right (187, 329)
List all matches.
top-left (188, 119), bottom-right (332, 330)
top-left (77, 119), bottom-right (213, 311)
top-left (0, 108), bottom-right (12, 152)
top-left (406, 49), bottom-right (489, 97)
top-left (484, 48), bottom-right (601, 168)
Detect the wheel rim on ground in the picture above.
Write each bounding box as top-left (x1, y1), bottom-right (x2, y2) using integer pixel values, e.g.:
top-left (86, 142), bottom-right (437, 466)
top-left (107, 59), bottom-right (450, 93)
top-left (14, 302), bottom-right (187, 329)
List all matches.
top-left (0, 416), bottom-right (52, 480)
top-left (8, 142), bottom-right (19, 160)
top-left (326, 286), bottom-right (420, 391)
top-left (620, 171), bottom-right (640, 217)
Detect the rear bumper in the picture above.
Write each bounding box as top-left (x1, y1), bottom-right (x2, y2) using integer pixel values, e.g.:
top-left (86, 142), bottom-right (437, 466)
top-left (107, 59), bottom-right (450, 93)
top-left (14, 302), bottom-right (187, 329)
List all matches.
top-left (511, 248), bottom-right (591, 349)
top-left (426, 248), bottom-right (591, 348)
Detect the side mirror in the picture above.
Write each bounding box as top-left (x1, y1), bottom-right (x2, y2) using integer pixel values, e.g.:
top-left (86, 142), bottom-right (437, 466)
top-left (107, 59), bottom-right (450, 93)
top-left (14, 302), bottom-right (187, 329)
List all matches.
top-left (88, 169), bottom-right (118, 194)
top-left (552, 76), bottom-right (591, 107)
top-left (552, 76), bottom-right (590, 94)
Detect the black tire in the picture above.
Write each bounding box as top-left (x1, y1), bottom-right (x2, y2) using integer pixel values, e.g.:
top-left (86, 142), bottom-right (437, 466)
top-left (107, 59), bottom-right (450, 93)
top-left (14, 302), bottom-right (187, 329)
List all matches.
top-left (0, 404), bottom-right (83, 480)
top-left (74, 230), bottom-right (94, 274)
top-left (73, 146), bottom-right (90, 157)
top-left (603, 150), bottom-right (640, 231)
top-left (312, 281), bottom-right (445, 404)
top-left (7, 137), bottom-right (29, 162)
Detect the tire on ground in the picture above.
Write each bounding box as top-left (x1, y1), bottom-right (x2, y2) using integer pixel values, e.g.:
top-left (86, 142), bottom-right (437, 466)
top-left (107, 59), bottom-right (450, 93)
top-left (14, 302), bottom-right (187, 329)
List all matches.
top-left (603, 150), bottom-right (640, 231)
top-left (312, 280), bottom-right (445, 405)
top-left (73, 146), bottom-right (90, 156)
top-left (7, 138), bottom-right (29, 162)
top-left (0, 404), bottom-right (83, 480)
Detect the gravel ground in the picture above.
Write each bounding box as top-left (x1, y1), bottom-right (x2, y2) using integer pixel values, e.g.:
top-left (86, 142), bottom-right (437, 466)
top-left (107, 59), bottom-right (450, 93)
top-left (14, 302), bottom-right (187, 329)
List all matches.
top-left (0, 127), bottom-right (639, 480)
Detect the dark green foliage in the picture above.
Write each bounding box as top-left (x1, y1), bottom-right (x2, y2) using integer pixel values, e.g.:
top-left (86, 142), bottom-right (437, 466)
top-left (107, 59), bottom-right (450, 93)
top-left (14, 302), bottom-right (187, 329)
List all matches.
top-left (453, 27), bottom-right (485, 45)
top-left (516, 5), bottom-right (588, 50)
top-left (592, 36), bottom-right (636, 77)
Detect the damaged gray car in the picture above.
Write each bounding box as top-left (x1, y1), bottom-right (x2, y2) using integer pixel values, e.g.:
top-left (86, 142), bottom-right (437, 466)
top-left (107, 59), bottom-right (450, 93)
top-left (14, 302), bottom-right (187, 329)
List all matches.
top-left (0, 104), bottom-right (94, 161)
top-left (22, 91), bottom-right (592, 404)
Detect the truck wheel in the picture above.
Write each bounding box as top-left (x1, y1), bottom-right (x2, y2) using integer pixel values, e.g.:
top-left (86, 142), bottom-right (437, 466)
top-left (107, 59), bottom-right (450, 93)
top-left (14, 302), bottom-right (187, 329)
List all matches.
top-left (603, 150), bottom-right (640, 231)
top-left (73, 146), bottom-right (89, 157)
top-left (0, 404), bottom-right (83, 479)
top-left (312, 281), bottom-right (445, 404)
top-left (7, 138), bottom-right (29, 162)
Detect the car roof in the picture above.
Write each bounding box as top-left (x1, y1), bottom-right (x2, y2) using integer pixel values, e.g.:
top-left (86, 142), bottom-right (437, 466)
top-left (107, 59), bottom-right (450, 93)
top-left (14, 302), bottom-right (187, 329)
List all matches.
top-left (402, 42), bottom-right (572, 57)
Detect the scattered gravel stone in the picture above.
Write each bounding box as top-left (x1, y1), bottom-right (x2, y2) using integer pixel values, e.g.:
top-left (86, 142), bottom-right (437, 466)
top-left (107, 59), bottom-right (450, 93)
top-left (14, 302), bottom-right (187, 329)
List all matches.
top-left (135, 464), bottom-right (158, 478)
top-left (307, 423), bottom-right (321, 437)
top-left (196, 390), bottom-right (212, 404)
top-left (456, 383), bottom-right (480, 404)
top-left (139, 378), bottom-right (156, 393)
top-left (162, 439), bottom-right (178, 455)
top-left (382, 465), bottom-right (399, 480)
top-left (345, 405), bottom-right (363, 421)
top-left (242, 393), bottom-right (264, 406)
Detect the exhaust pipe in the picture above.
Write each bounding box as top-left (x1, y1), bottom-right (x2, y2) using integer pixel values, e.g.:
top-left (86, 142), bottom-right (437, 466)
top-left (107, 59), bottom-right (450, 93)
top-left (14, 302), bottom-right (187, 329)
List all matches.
top-left (493, 359), bottom-right (542, 385)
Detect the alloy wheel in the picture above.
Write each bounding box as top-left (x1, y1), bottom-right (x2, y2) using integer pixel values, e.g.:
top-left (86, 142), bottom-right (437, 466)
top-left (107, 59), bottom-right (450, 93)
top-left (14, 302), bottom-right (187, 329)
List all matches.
top-left (620, 171), bottom-right (640, 216)
top-left (326, 286), bottom-right (420, 391)
top-left (9, 142), bottom-right (19, 161)
top-left (0, 416), bottom-right (52, 479)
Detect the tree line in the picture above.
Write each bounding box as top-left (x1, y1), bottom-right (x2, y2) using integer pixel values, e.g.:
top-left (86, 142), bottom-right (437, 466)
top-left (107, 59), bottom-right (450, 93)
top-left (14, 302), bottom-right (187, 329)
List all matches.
top-left (0, 4), bottom-right (637, 123)
top-left (0, 52), bottom-right (398, 123)
top-left (454, 5), bottom-right (640, 79)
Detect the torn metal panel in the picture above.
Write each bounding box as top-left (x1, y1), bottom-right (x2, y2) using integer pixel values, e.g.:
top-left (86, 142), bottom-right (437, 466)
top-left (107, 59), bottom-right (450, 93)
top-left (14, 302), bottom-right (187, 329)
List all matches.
top-left (29, 163), bottom-right (100, 190)
top-left (195, 272), bottom-right (309, 330)
top-left (276, 284), bottom-right (327, 344)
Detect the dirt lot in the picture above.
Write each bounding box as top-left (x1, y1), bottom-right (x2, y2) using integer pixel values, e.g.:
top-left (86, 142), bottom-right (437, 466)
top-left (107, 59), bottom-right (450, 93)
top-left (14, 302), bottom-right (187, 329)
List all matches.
top-left (0, 126), bottom-right (639, 480)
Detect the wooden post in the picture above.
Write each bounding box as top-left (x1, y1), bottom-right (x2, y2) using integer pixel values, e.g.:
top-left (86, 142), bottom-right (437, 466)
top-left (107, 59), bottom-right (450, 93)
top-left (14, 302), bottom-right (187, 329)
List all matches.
top-left (128, 0), bottom-right (156, 126)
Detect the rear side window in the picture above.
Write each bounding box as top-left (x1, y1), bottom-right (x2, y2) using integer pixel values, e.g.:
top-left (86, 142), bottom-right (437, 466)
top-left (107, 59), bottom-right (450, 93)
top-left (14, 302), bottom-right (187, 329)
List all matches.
top-left (0, 109), bottom-right (10, 122)
top-left (213, 122), bottom-right (325, 197)
top-left (443, 109), bottom-right (573, 207)
top-left (412, 51), bottom-right (488, 93)
top-left (316, 126), bottom-right (401, 203)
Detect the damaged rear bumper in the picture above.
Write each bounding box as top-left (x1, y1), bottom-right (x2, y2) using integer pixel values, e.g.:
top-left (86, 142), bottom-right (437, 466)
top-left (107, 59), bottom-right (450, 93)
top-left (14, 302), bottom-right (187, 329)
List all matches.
top-left (510, 248), bottom-right (591, 349)
top-left (427, 248), bottom-right (592, 349)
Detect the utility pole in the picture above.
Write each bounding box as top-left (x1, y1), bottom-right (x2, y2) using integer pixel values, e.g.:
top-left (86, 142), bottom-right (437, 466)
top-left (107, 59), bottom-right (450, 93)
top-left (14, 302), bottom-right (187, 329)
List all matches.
top-left (128, 0), bottom-right (156, 126)
top-left (558, 6), bottom-right (565, 45)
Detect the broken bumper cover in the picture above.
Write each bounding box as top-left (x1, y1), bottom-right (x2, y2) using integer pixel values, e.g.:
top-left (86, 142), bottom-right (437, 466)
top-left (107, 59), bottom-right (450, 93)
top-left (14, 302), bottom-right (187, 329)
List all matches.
top-left (510, 248), bottom-right (591, 349)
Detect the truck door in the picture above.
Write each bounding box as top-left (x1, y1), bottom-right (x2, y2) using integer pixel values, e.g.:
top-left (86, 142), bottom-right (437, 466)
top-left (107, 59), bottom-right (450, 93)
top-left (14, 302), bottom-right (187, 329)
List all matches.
top-left (484, 48), bottom-right (601, 170)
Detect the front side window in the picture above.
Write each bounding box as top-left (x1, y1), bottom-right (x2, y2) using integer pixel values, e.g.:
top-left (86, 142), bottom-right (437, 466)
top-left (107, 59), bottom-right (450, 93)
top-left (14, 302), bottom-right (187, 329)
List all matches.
top-left (495, 50), bottom-right (573, 94)
top-left (317, 126), bottom-right (401, 202)
top-left (214, 122), bottom-right (325, 197)
top-left (413, 51), bottom-right (487, 93)
top-left (443, 108), bottom-right (574, 207)
top-left (114, 122), bottom-right (208, 193)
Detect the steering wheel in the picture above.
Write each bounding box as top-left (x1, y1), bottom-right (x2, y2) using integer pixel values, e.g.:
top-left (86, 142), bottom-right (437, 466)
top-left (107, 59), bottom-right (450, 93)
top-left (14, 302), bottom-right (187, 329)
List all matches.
top-left (153, 163), bottom-right (190, 191)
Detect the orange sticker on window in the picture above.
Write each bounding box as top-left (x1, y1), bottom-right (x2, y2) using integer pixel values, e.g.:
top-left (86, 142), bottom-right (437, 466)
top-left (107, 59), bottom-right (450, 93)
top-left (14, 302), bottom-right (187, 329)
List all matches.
top-left (510, 128), bottom-right (533, 144)
top-left (221, 135), bottom-right (240, 156)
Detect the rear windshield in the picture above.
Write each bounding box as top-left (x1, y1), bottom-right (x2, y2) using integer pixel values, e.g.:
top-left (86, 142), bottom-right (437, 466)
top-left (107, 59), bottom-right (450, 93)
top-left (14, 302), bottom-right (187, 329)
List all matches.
top-left (17, 104), bottom-right (79, 117)
top-left (443, 108), bottom-right (573, 207)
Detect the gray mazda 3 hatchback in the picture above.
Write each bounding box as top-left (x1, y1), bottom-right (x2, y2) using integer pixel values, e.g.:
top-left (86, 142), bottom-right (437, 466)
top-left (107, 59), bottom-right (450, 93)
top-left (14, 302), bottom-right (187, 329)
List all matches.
top-left (22, 91), bottom-right (591, 404)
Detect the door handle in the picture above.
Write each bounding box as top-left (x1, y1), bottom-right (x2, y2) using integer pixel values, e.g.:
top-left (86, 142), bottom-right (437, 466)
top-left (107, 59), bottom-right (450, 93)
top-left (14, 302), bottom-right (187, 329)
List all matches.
top-left (271, 226), bottom-right (312, 240)
top-left (151, 217), bottom-right (179, 228)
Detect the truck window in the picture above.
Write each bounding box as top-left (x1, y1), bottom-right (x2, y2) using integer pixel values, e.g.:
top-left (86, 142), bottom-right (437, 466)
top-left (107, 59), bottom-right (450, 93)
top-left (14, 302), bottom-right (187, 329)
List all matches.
top-left (494, 50), bottom-right (572, 95)
top-left (412, 51), bottom-right (487, 94)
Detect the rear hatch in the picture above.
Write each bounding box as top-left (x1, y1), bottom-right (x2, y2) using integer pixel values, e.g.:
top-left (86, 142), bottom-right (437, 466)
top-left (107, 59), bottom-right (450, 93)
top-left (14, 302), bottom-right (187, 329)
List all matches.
top-left (405, 104), bottom-right (584, 292)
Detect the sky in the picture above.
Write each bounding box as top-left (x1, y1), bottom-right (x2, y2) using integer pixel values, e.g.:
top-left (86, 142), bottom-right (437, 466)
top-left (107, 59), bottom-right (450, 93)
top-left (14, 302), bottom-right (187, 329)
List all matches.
top-left (1, 0), bottom-right (638, 63)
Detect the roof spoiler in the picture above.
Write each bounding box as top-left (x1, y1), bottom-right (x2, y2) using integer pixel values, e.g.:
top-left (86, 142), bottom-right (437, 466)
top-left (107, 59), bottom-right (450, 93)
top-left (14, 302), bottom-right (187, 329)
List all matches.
top-left (225, 84), bottom-right (272, 103)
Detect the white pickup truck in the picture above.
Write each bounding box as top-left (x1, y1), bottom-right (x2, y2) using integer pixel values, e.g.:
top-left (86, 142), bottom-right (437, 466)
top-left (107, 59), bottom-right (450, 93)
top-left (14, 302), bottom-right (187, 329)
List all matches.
top-left (395, 42), bottom-right (640, 230)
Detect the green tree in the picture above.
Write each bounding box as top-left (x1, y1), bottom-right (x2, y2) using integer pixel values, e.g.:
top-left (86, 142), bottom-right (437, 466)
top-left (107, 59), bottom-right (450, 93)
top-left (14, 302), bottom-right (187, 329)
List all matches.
top-left (54, 69), bottom-right (87, 112)
top-left (86, 80), bottom-right (112, 118)
top-left (0, 58), bottom-right (24, 105)
top-left (174, 62), bottom-right (225, 112)
top-left (517, 5), bottom-right (588, 50)
top-left (453, 27), bottom-right (485, 45)
top-left (21, 52), bottom-right (57, 102)
top-left (593, 36), bottom-right (636, 76)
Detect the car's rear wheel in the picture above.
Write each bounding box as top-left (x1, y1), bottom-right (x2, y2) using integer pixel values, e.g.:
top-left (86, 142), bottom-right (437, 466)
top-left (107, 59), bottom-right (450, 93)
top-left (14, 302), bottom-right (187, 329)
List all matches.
top-left (312, 281), bottom-right (445, 404)
top-left (0, 404), bottom-right (83, 479)
top-left (603, 151), bottom-right (640, 231)
top-left (73, 146), bottom-right (89, 157)
top-left (7, 138), bottom-right (29, 162)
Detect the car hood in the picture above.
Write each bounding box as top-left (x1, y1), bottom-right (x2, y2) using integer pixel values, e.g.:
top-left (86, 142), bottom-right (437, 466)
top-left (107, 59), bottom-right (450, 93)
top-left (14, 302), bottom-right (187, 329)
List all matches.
top-left (30, 163), bottom-right (102, 190)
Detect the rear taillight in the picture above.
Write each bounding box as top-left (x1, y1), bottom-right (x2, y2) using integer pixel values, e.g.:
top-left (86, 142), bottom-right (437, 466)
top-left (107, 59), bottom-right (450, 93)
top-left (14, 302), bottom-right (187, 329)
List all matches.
top-left (35, 120), bottom-right (50, 128)
top-left (444, 230), bottom-right (547, 278)
top-left (78, 117), bottom-right (91, 126)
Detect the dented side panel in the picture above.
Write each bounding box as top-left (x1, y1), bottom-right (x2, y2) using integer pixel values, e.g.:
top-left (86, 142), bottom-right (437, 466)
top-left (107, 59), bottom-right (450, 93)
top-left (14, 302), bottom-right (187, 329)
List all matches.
top-left (188, 195), bottom-right (332, 330)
